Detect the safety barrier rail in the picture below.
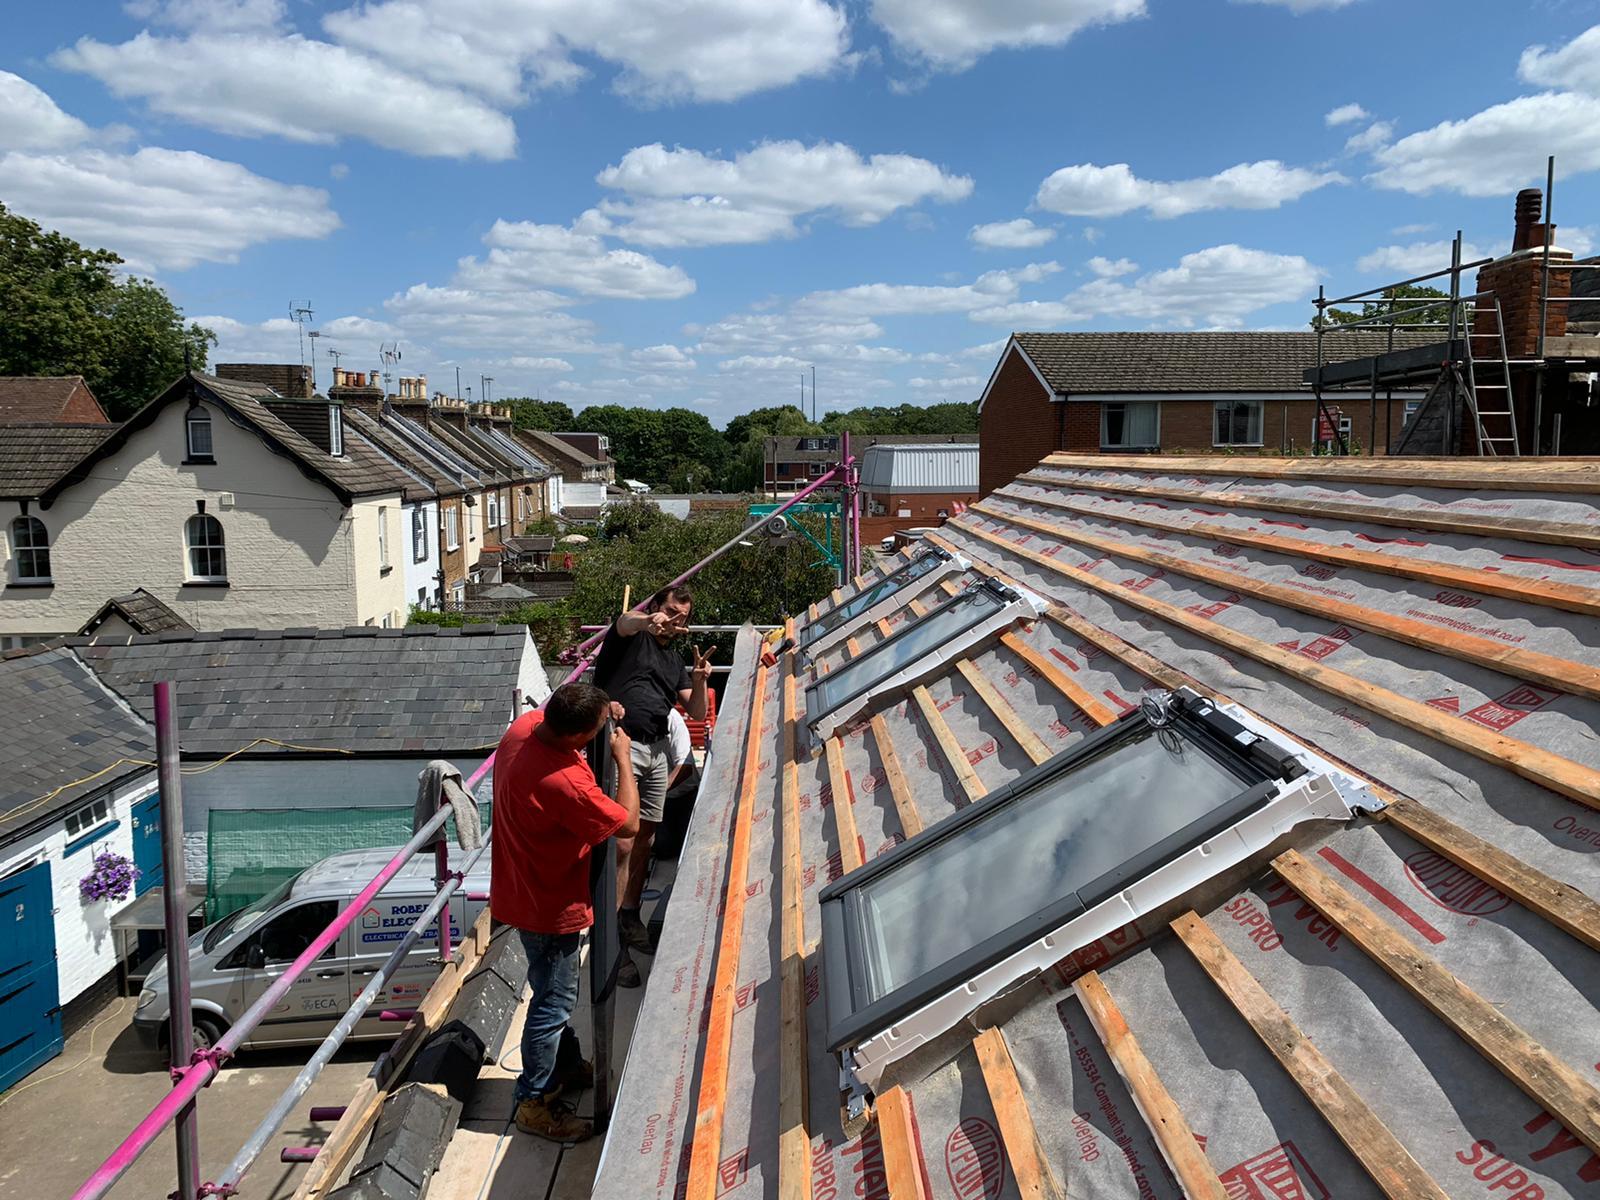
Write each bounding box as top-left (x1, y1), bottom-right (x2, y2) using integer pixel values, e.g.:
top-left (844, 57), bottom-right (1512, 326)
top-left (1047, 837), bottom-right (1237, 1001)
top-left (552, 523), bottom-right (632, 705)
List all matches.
top-left (69, 464), bottom-right (857, 1200)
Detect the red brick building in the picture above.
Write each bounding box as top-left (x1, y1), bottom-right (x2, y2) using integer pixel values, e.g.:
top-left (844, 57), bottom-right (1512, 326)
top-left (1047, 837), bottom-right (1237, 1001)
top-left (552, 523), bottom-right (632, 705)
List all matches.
top-left (976, 331), bottom-right (1436, 496)
top-left (0, 377), bottom-right (110, 425)
top-left (858, 441), bottom-right (977, 544)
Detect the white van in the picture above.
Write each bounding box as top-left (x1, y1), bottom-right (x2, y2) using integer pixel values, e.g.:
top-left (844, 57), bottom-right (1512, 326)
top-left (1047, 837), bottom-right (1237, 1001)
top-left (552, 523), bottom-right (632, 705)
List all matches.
top-left (133, 847), bottom-right (490, 1052)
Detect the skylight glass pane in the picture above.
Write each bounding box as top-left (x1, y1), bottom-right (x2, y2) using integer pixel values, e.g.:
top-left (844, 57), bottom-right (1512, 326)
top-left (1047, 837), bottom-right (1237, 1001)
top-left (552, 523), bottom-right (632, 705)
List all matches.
top-left (810, 584), bottom-right (1004, 717)
top-left (853, 726), bottom-right (1249, 1001)
top-left (808, 552), bottom-right (945, 641)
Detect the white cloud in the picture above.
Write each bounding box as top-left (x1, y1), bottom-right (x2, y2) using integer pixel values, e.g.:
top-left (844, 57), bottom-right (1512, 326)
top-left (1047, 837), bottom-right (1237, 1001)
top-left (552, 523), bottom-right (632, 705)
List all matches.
top-left (971, 244), bottom-right (1319, 328)
top-left (870, 0), bottom-right (1144, 69)
top-left (1355, 240), bottom-right (1489, 276)
top-left (795, 262), bottom-right (1061, 317)
top-left (55, 32), bottom-right (518, 159)
top-left (454, 220), bottom-right (695, 301)
top-left (630, 344), bottom-right (698, 370)
top-left (1392, 223), bottom-right (1432, 236)
top-left (199, 315), bottom-right (302, 364)
top-left (1368, 92), bottom-right (1600, 196)
top-left (124, 0), bottom-right (286, 31)
top-left (589, 141), bottom-right (972, 247)
top-left (1324, 102), bottom-right (1367, 127)
top-left (0, 71), bottom-right (93, 151)
top-left (2, 146), bottom-right (338, 271)
top-left (970, 218), bottom-right (1056, 249)
top-left (1518, 25), bottom-right (1600, 95)
top-left (1035, 159), bottom-right (1343, 218)
top-left (1344, 121), bottom-right (1393, 154)
top-left (907, 375), bottom-right (982, 390)
top-left (718, 354), bottom-right (810, 372)
top-left (1086, 256), bottom-right (1138, 278)
top-left (498, 356), bottom-right (574, 372)
top-left (382, 284), bottom-right (604, 353)
top-left (329, 162), bottom-right (349, 180)
top-left (1234, 0), bottom-right (1361, 11)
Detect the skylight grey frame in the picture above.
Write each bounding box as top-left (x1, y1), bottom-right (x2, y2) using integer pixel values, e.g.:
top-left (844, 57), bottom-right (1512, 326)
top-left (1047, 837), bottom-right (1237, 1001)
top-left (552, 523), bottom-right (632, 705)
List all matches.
top-left (800, 546), bottom-right (967, 656)
top-left (803, 576), bottom-right (1041, 739)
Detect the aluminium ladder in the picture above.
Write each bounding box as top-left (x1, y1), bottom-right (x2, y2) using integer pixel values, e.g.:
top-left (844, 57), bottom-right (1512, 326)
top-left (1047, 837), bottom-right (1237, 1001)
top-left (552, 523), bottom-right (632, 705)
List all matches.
top-left (1462, 296), bottom-right (1520, 456)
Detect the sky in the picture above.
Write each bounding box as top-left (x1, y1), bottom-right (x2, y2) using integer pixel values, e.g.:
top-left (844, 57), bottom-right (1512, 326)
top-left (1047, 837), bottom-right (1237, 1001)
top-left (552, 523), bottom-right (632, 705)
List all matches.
top-left (6, 0), bottom-right (1600, 426)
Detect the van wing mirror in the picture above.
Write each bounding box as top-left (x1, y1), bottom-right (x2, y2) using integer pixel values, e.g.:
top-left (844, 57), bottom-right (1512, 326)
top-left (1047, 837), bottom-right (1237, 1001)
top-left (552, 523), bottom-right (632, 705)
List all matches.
top-left (245, 943), bottom-right (267, 970)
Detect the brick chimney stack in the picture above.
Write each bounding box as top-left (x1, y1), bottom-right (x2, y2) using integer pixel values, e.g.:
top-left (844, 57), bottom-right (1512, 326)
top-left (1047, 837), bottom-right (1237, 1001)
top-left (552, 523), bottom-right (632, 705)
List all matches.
top-left (328, 367), bottom-right (385, 418)
top-left (1475, 189), bottom-right (1571, 359)
top-left (216, 363), bottom-right (313, 399)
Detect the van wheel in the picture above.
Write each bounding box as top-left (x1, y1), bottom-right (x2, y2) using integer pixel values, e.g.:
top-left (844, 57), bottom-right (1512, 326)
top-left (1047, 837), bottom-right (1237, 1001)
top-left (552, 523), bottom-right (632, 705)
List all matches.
top-left (189, 1014), bottom-right (226, 1055)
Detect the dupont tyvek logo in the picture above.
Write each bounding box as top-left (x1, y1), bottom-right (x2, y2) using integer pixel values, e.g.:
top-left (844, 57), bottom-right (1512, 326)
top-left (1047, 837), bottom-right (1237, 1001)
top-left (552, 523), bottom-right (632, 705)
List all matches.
top-left (1403, 850), bottom-right (1511, 917)
top-left (1218, 1141), bottom-right (1329, 1200)
top-left (944, 1117), bottom-right (1005, 1200)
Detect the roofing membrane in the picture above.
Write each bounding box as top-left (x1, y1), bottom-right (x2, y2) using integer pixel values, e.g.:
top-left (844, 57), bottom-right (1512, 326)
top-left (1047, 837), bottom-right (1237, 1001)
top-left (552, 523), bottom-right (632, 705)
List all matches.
top-left (596, 453), bottom-right (1600, 1200)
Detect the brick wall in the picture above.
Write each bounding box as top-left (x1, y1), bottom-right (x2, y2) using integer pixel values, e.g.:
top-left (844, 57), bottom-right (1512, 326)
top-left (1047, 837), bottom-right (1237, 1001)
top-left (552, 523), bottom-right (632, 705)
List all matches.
top-left (215, 363), bottom-right (314, 399)
top-left (978, 346), bottom-right (1056, 496)
top-left (1091, 397), bottom-right (1410, 456)
top-left (60, 380), bottom-right (109, 424)
top-left (439, 497), bottom-right (467, 597)
top-left (861, 489), bottom-right (976, 543)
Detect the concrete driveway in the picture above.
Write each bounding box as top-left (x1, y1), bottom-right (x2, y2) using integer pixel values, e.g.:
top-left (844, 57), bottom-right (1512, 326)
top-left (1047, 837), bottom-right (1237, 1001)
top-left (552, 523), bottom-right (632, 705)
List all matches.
top-left (0, 995), bottom-right (382, 1200)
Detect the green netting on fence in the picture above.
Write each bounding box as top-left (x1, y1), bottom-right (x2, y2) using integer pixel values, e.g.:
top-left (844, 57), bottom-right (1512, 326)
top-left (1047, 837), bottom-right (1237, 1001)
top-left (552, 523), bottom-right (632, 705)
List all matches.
top-left (204, 804), bottom-right (491, 921)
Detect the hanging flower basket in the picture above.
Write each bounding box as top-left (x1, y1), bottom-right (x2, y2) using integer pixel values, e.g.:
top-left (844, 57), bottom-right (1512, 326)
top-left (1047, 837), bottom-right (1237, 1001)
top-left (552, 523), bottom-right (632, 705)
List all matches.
top-left (80, 850), bottom-right (141, 903)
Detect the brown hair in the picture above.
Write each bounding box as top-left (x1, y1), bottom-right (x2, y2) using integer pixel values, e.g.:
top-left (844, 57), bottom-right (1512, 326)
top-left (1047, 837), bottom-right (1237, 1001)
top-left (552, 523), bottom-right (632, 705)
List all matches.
top-left (543, 682), bottom-right (611, 736)
top-left (647, 584), bottom-right (694, 612)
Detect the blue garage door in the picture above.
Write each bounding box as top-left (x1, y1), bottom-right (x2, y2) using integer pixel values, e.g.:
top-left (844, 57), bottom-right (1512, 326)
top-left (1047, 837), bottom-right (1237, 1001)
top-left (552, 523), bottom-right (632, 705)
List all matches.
top-left (132, 794), bottom-right (163, 894)
top-left (0, 861), bottom-right (63, 1092)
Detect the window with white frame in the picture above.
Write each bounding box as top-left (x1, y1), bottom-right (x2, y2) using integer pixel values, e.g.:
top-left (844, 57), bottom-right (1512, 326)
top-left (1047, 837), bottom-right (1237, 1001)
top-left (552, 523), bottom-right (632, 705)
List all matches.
top-left (1214, 399), bottom-right (1264, 447)
top-left (447, 505), bottom-right (461, 551)
top-left (329, 406), bottom-right (345, 456)
top-left (487, 491), bottom-right (500, 529)
top-left (186, 406), bottom-right (214, 460)
top-left (378, 506), bottom-right (390, 569)
top-left (10, 515), bottom-right (51, 582)
top-left (417, 586), bottom-right (429, 610)
top-left (380, 612), bottom-right (392, 628)
top-left (1100, 402), bottom-right (1160, 450)
top-left (64, 797), bottom-right (110, 837)
top-left (412, 507), bottom-right (428, 562)
top-left (184, 514), bottom-right (227, 581)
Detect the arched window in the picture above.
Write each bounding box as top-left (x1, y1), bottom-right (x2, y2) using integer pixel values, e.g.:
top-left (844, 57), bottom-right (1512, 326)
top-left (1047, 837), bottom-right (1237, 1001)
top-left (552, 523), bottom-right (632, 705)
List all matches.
top-left (185, 514), bottom-right (227, 581)
top-left (186, 406), bottom-right (214, 460)
top-left (10, 516), bottom-right (51, 582)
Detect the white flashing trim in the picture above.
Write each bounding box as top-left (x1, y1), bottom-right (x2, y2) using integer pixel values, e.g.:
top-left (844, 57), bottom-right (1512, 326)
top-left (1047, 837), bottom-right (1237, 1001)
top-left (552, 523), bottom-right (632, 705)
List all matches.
top-left (803, 553), bottom-right (971, 658)
top-left (842, 693), bottom-right (1378, 1090)
top-left (811, 584), bottom-right (1048, 741)
top-left (976, 337), bottom-right (1056, 415)
top-left (1065, 391), bottom-right (1428, 403)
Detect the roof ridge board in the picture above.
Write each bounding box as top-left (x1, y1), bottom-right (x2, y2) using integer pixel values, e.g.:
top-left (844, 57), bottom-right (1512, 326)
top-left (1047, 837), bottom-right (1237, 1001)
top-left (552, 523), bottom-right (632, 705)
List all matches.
top-left (929, 528), bottom-right (1600, 962)
top-left (933, 520), bottom-right (1600, 809)
top-left (1002, 480), bottom-right (1600, 620)
top-left (1043, 452), bottom-right (1600, 497)
top-left (974, 495), bottom-right (1600, 705)
top-left (1016, 469), bottom-right (1600, 555)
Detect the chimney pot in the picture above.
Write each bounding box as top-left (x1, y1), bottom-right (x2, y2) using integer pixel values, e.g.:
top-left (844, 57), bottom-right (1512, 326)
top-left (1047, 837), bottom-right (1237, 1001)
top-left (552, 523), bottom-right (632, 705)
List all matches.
top-left (1513, 187), bottom-right (1546, 251)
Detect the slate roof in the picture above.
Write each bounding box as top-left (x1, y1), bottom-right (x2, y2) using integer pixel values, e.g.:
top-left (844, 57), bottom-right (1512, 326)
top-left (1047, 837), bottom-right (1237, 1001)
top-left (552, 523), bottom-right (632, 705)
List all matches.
top-left (79, 589), bottom-right (194, 636)
top-left (1011, 330), bottom-right (1446, 394)
top-left (595, 452), bottom-right (1600, 1200)
top-left (0, 423), bottom-right (115, 497)
top-left (342, 406), bottom-right (462, 500)
top-left (515, 427), bottom-right (603, 470)
top-left (0, 376), bottom-right (106, 425)
top-left (0, 647), bottom-right (154, 839)
top-left (71, 624), bottom-right (530, 757)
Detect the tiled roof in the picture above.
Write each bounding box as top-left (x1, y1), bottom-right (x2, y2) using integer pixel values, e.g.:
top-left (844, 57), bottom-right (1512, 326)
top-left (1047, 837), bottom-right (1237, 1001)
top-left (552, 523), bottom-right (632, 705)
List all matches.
top-left (0, 647), bottom-right (153, 838)
top-left (0, 423), bottom-right (115, 497)
top-left (80, 589), bottom-right (194, 636)
top-left (342, 406), bottom-right (462, 499)
top-left (73, 624), bottom-right (530, 757)
top-left (515, 427), bottom-right (602, 469)
top-left (597, 452), bottom-right (1600, 1200)
top-left (0, 376), bottom-right (105, 424)
top-left (426, 420), bottom-right (518, 483)
top-left (1012, 330), bottom-right (1446, 394)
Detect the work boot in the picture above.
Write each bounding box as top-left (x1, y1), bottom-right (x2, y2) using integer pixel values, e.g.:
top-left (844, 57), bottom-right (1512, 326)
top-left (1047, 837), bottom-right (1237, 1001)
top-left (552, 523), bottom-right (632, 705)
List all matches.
top-left (515, 1095), bottom-right (593, 1143)
top-left (616, 950), bottom-right (642, 989)
top-left (618, 908), bottom-right (654, 954)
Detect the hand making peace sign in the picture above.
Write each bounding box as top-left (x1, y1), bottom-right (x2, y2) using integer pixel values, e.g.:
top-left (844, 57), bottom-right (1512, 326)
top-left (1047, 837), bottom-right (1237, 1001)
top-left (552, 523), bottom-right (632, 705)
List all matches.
top-left (691, 644), bottom-right (714, 681)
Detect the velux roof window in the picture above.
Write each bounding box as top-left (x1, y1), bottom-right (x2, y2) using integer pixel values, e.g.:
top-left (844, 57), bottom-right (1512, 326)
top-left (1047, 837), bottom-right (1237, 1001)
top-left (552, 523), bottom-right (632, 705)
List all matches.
top-left (804, 577), bottom-right (1038, 737)
top-left (820, 688), bottom-right (1376, 1089)
top-left (801, 547), bottom-right (963, 653)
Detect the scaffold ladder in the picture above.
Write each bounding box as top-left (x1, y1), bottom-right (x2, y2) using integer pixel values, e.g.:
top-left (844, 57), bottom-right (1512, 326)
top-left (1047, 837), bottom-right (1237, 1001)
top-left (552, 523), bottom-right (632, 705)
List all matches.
top-left (1463, 296), bottom-right (1520, 456)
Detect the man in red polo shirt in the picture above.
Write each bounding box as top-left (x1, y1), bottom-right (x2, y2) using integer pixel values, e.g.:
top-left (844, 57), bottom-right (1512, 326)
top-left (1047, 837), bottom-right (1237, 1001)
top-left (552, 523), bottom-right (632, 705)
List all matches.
top-left (492, 682), bottom-right (638, 1142)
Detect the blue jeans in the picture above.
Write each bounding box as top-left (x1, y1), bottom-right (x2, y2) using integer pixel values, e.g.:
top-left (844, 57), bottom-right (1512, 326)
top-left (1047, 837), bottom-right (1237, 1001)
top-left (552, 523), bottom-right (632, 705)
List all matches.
top-left (514, 929), bottom-right (581, 1103)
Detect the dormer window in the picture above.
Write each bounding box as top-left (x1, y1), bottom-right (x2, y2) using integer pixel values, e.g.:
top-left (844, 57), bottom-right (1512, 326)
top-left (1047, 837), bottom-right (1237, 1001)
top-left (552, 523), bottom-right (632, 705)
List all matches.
top-left (186, 406), bottom-right (214, 461)
top-left (329, 406), bottom-right (344, 456)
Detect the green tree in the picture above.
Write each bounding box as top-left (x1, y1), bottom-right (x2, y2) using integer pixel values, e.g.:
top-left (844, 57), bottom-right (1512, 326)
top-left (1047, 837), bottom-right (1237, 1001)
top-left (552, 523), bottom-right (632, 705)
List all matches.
top-left (509, 397), bottom-right (576, 431)
top-left (0, 202), bottom-right (215, 418)
top-left (1317, 284), bottom-right (1451, 329)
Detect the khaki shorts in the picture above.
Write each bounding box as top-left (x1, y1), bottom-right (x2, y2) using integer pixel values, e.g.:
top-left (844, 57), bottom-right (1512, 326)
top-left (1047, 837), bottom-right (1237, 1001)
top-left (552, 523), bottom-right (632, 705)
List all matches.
top-left (629, 735), bottom-right (671, 825)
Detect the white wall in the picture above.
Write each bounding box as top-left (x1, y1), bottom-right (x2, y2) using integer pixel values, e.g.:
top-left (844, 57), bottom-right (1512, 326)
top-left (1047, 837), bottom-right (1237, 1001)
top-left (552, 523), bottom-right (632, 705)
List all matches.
top-left (560, 481), bottom-right (607, 511)
top-left (403, 499), bottom-right (439, 612)
top-left (0, 772), bottom-right (160, 1005)
top-left (0, 399), bottom-right (406, 635)
top-left (349, 499), bottom-right (408, 627)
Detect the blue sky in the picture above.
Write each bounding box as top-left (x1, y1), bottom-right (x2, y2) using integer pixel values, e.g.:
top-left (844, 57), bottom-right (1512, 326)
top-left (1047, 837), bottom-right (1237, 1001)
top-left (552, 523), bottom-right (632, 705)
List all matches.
top-left (6, 0), bottom-right (1600, 425)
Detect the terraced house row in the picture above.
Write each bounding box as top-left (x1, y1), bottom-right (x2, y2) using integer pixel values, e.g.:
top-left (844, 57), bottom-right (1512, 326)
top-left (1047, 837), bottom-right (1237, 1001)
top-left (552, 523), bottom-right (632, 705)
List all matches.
top-left (0, 365), bottom-right (574, 647)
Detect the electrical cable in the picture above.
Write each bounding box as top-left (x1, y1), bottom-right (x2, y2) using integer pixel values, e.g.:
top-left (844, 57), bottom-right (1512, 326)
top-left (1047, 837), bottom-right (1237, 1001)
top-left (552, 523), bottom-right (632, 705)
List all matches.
top-left (0, 997), bottom-right (130, 1108)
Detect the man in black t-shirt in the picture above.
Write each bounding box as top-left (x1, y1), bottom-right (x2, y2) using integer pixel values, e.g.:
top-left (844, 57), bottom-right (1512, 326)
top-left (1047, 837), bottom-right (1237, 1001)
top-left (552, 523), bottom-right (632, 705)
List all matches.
top-left (593, 584), bottom-right (711, 981)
